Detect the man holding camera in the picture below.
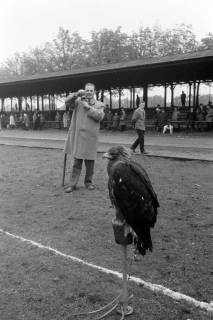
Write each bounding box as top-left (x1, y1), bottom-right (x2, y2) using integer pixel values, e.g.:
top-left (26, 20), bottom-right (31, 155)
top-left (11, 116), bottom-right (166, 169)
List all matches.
top-left (64, 83), bottom-right (104, 193)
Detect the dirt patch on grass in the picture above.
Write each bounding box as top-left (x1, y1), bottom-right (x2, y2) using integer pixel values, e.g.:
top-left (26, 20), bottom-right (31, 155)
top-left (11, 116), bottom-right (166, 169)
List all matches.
top-left (0, 145), bottom-right (212, 319)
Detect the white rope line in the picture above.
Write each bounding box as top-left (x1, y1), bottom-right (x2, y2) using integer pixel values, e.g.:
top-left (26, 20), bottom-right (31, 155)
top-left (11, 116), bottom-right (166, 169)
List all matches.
top-left (0, 228), bottom-right (212, 314)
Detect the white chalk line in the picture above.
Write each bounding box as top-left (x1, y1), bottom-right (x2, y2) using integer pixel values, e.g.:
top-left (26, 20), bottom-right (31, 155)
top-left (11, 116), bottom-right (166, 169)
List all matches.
top-left (0, 228), bottom-right (212, 315)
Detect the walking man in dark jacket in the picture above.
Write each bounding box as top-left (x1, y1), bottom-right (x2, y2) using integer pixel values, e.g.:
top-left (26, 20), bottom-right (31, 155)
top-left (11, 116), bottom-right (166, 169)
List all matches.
top-left (130, 100), bottom-right (147, 154)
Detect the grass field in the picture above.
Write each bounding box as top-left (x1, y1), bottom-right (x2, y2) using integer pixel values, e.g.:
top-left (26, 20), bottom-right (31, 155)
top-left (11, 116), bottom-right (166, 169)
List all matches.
top-left (0, 145), bottom-right (212, 320)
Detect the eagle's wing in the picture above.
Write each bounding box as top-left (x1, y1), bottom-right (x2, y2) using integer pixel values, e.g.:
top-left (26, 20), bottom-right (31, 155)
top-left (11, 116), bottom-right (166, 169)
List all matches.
top-left (109, 160), bottom-right (158, 230)
top-left (108, 160), bottom-right (159, 255)
top-left (129, 159), bottom-right (160, 208)
top-left (108, 179), bottom-right (116, 206)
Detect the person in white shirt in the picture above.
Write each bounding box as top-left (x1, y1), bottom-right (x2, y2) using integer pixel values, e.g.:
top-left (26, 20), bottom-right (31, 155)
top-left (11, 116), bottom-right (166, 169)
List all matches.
top-left (9, 113), bottom-right (16, 128)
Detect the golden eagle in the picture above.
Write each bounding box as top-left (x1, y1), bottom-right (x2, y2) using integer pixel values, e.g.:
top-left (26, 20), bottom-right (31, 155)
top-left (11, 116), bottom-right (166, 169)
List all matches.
top-left (103, 146), bottom-right (159, 255)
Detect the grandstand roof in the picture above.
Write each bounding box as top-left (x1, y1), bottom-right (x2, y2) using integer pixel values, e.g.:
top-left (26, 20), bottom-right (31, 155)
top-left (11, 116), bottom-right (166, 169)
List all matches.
top-left (0, 49), bottom-right (213, 97)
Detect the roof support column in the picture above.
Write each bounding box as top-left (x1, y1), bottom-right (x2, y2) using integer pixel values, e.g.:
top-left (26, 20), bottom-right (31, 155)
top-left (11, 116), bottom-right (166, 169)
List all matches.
top-left (1, 98), bottom-right (4, 112)
top-left (109, 89), bottom-right (112, 110)
top-left (193, 81), bottom-right (196, 108)
top-left (48, 95), bottom-right (51, 111)
top-left (41, 95), bottom-right (44, 112)
top-left (118, 88), bottom-right (121, 109)
top-left (130, 88), bottom-right (132, 109)
top-left (30, 96), bottom-right (33, 111)
top-left (18, 97), bottom-right (22, 112)
top-left (25, 98), bottom-right (29, 111)
top-left (53, 95), bottom-right (56, 111)
top-left (101, 89), bottom-right (104, 102)
top-left (36, 95), bottom-right (39, 111)
top-left (96, 90), bottom-right (99, 101)
top-left (196, 81), bottom-right (200, 108)
top-left (143, 85), bottom-right (148, 109)
top-left (24, 97), bottom-right (27, 111)
top-left (133, 87), bottom-right (135, 109)
top-left (164, 85), bottom-right (167, 108)
top-left (188, 83), bottom-right (192, 108)
top-left (170, 84), bottom-right (174, 108)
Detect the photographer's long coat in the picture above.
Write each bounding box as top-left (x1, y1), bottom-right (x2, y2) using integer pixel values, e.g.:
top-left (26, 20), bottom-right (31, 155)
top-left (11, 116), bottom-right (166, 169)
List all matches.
top-left (64, 98), bottom-right (104, 160)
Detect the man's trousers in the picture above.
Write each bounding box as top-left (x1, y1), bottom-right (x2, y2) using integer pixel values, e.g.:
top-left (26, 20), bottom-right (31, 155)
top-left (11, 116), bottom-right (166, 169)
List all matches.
top-left (131, 129), bottom-right (145, 153)
top-left (69, 158), bottom-right (94, 187)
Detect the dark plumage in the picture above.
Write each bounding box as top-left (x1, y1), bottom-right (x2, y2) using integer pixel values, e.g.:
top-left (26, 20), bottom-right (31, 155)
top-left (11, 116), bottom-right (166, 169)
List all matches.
top-left (103, 146), bottom-right (159, 255)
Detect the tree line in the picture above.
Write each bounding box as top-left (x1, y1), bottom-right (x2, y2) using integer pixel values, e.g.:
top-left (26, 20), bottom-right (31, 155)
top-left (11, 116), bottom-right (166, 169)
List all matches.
top-left (0, 24), bottom-right (213, 80)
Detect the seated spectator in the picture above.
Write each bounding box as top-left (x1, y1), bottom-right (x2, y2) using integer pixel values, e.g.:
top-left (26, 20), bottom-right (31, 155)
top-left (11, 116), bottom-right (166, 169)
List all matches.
top-left (62, 111), bottom-right (69, 129)
top-left (101, 106), bottom-right (109, 129)
top-left (104, 104), bottom-right (110, 114)
top-left (40, 112), bottom-right (45, 129)
top-left (112, 112), bottom-right (119, 130)
top-left (23, 113), bottom-right (30, 130)
top-left (19, 113), bottom-right (24, 123)
top-left (67, 110), bottom-right (71, 126)
top-left (105, 110), bottom-right (113, 129)
top-left (206, 102), bottom-right (213, 121)
top-left (186, 107), bottom-right (195, 130)
top-left (172, 107), bottom-right (180, 121)
top-left (55, 111), bottom-right (61, 129)
top-left (1, 113), bottom-right (7, 128)
top-left (207, 101), bottom-right (213, 109)
top-left (26, 102), bottom-right (30, 111)
top-left (154, 105), bottom-right (162, 131)
top-left (196, 105), bottom-right (204, 121)
top-left (163, 121), bottom-right (173, 135)
top-left (202, 104), bottom-right (208, 120)
top-left (13, 113), bottom-right (18, 124)
top-left (36, 112), bottom-right (41, 130)
top-left (119, 108), bottom-right (126, 131)
top-left (0, 113), bottom-right (2, 131)
top-left (9, 113), bottom-right (16, 129)
top-left (32, 111), bottom-right (37, 130)
top-left (158, 108), bottom-right (168, 131)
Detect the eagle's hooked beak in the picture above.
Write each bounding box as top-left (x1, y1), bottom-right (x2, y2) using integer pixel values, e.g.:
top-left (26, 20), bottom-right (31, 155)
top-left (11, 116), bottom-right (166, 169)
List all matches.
top-left (102, 152), bottom-right (112, 159)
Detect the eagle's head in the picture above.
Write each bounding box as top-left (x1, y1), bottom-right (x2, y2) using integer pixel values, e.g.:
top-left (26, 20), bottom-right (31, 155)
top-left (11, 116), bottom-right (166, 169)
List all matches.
top-left (103, 145), bottom-right (131, 162)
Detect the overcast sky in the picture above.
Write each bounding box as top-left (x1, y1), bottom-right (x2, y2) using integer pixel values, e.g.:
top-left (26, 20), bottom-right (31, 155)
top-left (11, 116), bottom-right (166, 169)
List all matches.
top-left (0, 0), bottom-right (213, 64)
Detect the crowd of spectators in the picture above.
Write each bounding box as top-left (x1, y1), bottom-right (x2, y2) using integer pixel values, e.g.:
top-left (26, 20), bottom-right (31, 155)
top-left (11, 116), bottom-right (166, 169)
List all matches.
top-left (0, 110), bottom-right (73, 131)
top-left (153, 101), bottom-right (213, 134)
top-left (101, 105), bottom-right (128, 131)
top-left (195, 102), bottom-right (213, 121)
top-left (1, 101), bottom-right (213, 133)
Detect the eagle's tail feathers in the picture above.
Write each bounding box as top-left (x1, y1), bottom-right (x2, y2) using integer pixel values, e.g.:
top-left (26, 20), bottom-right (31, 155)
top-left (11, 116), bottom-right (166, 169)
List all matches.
top-left (133, 229), bottom-right (153, 256)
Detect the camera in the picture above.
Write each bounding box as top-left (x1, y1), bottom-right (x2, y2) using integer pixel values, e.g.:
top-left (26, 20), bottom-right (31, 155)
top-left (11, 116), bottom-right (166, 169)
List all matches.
top-left (77, 89), bottom-right (86, 99)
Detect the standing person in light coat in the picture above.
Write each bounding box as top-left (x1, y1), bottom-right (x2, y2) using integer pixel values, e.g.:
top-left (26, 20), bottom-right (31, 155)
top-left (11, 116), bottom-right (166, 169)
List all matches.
top-left (9, 113), bottom-right (16, 129)
top-left (63, 111), bottom-right (69, 129)
top-left (130, 100), bottom-right (147, 154)
top-left (64, 83), bottom-right (104, 193)
top-left (0, 113), bottom-right (2, 131)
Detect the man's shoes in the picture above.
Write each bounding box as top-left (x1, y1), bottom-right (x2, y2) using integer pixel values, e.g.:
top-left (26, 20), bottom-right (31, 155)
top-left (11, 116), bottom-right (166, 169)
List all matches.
top-left (141, 150), bottom-right (148, 154)
top-left (130, 148), bottom-right (136, 153)
top-left (65, 186), bottom-right (76, 193)
top-left (85, 184), bottom-right (95, 190)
